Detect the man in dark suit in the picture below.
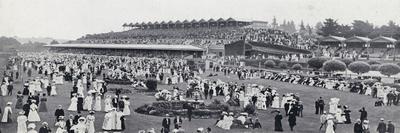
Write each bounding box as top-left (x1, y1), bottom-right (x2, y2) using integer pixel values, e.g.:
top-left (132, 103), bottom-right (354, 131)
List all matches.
top-left (318, 97), bottom-right (325, 114)
top-left (66, 114), bottom-right (75, 133)
top-left (162, 114), bottom-right (171, 133)
top-left (173, 115), bottom-right (183, 129)
top-left (118, 96), bottom-right (125, 111)
top-left (54, 105), bottom-right (65, 122)
top-left (112, 95), bottom-right (119, 108)
top-left (187, 103), bottom-right (195, 122)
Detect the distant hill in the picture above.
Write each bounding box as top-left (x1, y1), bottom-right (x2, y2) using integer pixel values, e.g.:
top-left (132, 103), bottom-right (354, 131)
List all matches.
top-left (13, 36), bottom-right (70, 44)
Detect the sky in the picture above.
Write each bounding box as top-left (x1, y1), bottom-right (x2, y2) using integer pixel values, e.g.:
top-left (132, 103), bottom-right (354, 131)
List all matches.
top-left (0, 0), bottom-right (399, 40)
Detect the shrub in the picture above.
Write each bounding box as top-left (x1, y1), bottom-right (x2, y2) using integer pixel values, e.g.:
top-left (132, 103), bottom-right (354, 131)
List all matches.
top-left (322, 60), bottom-right (347, 72)
top-left (243, 104), bottom-right (256, 115)
top-left (145, 78), bottom-right (158, 91)
top-left (370, 64), bottom-right (381, 71)
top-left (207, 99), bottom-right (230, 111)
top-left (292, 63), bottom-right (302, 70)
top-left (367, 60), bottom-right (381, 65)
top-left (278, 62), bottom-right (288, 69)
top-left (348, 61), bottom-right (370, 74)
top-left (340, 58), bottom-right (354, 66)
top-left (264, 60), bottom-right (276, 68)
top-left (307, 57), bottom-right (328, 70)
top-left (378, 63), bottom-right (400, 77)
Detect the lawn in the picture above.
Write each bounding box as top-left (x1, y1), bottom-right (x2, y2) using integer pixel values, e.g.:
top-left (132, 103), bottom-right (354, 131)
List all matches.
top-left (1, 62), bottom-right (399, 133)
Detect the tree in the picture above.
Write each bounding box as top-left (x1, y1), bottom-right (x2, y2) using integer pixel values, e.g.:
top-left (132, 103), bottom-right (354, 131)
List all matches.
top-left (278, 62), bottom-right (288, 69)
top-left (337, 24), bottom-right (352, 37)
top-left (322, 60), bottom-right (347, 72)
top-left (264, 60), bottom-right (276, 68)
top-left (378, 63), bottom-right (400, 77)
top-left (307, 57), bottom-right (328, 70)
top-left (348, 61), bottom-right (370, 74)
top-left (318, 18), bottom-right (340, 36)
top-left (292, 64), bottom-right (302, 70)
top-left (50, 40), bottom-right (59, 44)
top-left (370, 64), bottom-right (381, 71)
top-left (351, 20), bottom-right (374, 37)
top-left (299, 20), bottom-right (306, 31)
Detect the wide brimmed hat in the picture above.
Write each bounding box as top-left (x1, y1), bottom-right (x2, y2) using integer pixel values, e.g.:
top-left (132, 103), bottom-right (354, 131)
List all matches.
top-left (28, 123), bottom-right (36, 129)
top-left (6, 102), bottom-right (12, 105)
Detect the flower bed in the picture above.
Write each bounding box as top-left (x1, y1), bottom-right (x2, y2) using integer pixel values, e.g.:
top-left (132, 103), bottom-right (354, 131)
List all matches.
top-left (135, 100), bottom-right (229, 119)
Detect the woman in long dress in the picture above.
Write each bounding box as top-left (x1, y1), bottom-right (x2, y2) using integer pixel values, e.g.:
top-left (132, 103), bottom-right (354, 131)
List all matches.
top-left (325, 118), bottom-right (335, 133)
top-left (55, 116), bottom-right (67, 133)
top-left (271, 95), bottom-right (280, 108)
top-left (15, 92), bottom-right (24, 109)
top-left (1, 83), bottom-right (7, 96)
top-left (17, 111), bottom-right (28, 133)
top-left (104, 95), bottom-right (112, 112)
top-left (86, 111), bottom-right (96, 133)
top-left (122, 97), bottom-right (131, 116)
top-left (28, 101), bottom-right (41, 122)
top-left (50, 84), bottom-right (57, 96)
top-left (94, 94), bottom-right (102, 111)
top-left (1, 102), bottom-right (13, 123)
top-left (83, 94), bottom-right (93, 111)
top-left (38, 94), bottom-right (48, 112)
top-left (67, 94), bottom-right (78, 111)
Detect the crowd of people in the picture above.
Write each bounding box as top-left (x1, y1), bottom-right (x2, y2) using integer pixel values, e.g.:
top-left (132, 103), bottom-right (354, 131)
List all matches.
top-left (75, 27), bottom-right (312, 49)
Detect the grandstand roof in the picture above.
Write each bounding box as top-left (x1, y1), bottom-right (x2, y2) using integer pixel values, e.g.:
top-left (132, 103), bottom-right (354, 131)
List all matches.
top-left (371, 36), bottom-right (397, 43)
top-left (345, 36), bottom-right (371, 43)
top-left (320, 35), bottom-right (346, 42)
top-left (45, 44), bottom-right (205, 51)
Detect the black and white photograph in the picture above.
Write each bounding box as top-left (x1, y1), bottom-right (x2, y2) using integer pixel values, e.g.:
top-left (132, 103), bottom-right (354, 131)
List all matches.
top-left (0, 0), bottom-right (400, 132)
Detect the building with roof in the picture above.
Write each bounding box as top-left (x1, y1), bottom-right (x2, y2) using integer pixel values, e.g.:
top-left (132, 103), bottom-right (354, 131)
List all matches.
top-left (45, 44), bottom-right (205, 58)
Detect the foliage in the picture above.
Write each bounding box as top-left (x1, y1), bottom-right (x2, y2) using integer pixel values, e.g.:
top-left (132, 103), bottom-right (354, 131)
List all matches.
top-left (278, 62), bottom-right (288, 69)
top-left (318, 18), bottom-right (340, 36)
top-left (307, 57), bottom-right (328, 70)
top-left (292, 63), bottom-right (302, 70)
top-left (264, 60), bottom-right (276, 68)
top-left (367, 60), bottom-right (381, 65)
top-left (348, 61), bottom-right (370, 74)
top-left (0, 36), bottom-right (21, 52)
top-left (50, 40), bottom-right (59, 44)
top-left (370, 64), bottom-right (381, 71)
top-left (378, 63), bottom-right (400, 77)
top-left (145, 79), bottom-right (158, 91)
top-left (322, 60), bottom-right (347, 72)
top-left (206, 99), bottom-right (230, 111)
top-left (243, 104), bottom-right (256, 115)
top-left (340, 58), bottom-right (354, 66)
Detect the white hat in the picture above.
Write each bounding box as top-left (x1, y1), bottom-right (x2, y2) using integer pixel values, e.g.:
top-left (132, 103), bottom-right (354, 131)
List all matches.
top-left (28, 123), bottom-right (36, 129)
top-left (6, 102), bottom-right (12, 105)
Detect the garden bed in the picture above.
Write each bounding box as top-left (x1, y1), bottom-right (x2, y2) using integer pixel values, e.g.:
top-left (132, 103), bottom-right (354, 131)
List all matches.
top-left (135, 100), bottom-right (229, 119)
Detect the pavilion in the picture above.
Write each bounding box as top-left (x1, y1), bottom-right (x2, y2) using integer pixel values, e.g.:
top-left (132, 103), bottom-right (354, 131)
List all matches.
top-left (122, 18), bottom-right (252, 29)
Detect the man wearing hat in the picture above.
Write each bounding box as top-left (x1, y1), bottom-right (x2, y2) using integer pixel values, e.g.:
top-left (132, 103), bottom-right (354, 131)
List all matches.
top-left (376, 118), bottom-right (387, 133)
top-left (353, 119), bottom-right (363, 133)
top-left (162, 114), bottom-right (171, 133)
top-left (38, 122), bottom-right (51, 133)
top-left (54, 105), bottom-right (65, 122)
top-left (387, 120), bottom-right (395, 133)
top-left (274, 110), bottom-right (283, 131)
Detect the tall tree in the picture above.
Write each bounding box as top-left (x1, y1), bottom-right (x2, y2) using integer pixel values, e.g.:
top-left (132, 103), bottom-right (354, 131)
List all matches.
top-left (318, 18), bottom-right (340, 36)
top-left (351, 20), bottom-right (374, 37)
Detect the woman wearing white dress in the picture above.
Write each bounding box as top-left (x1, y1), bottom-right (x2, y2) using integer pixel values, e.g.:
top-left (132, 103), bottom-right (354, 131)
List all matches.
top-left (55, 116), bottom-right (67, 133)
top-left (28, 101), bottom-right (41, 122)
top-left (67, 94), bottom-right (78, 111)
top-left (86, 111), bottom-right (96, 133)
top-left (0, 83), bottom-right (7, 96)
top-left (50, 84), bottom-right (57, 96)
top-left (83, 94), bottom-right (93, 111)
top-left (1, 102), bottom-right (13, 123)
top-left (94, 94), bottom-right (102, 112)
top-left (271, 95), bottom-right (280, 108)
top-left (325, 118), bottom-right (335, 133)
top-left (104, 95), bottom-right (112, 112)
top-left (17, 111), bottom-right (28, 133)
top-left (122, 97), bottom-right (131, 116)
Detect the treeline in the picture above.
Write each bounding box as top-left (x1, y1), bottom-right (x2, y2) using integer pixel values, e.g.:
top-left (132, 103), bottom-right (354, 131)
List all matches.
top-left (0, 36), bottom-right (52, 52)
top-left (316, 18), bottom-right (400, 39)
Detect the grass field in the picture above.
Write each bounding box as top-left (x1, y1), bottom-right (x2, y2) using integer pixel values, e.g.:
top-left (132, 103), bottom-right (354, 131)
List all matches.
top-left (1, 60), bottom-right (399, 133)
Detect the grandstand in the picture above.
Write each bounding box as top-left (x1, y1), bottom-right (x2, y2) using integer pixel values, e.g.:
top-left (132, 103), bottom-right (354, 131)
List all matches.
top-left (319, 35), bottom-right (400, 60)
top-left (63, 18), bottom-right (314, 58)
